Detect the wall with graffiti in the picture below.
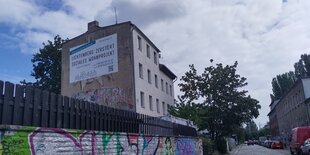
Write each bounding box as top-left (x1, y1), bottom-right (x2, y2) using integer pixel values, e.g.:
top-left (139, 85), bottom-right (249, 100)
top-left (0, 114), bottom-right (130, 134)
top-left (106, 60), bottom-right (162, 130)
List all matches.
top-left (0, 125), bottom-right (202, 155)
top-left (72, 87), bottom-right (133, 109)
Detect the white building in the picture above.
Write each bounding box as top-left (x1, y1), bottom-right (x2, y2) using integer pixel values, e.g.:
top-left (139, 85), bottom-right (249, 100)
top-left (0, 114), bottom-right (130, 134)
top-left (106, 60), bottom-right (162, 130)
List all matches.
top-left (61, 21), bottom-right (176, 117)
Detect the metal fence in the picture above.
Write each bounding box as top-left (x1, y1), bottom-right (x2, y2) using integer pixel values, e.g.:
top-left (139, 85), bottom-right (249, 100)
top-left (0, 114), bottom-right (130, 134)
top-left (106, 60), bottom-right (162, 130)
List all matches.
top-left (0, 81), bottom-right (197, 136)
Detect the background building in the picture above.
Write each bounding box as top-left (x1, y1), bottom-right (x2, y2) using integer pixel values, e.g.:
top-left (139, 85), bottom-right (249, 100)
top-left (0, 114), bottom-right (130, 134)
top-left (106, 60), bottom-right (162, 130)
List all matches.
top-left (269, 77), bottom-right (310, 140)
top-left (268, 100), bottom-right (279, 137)
top-left (61, 21), bottom-right (176, 117)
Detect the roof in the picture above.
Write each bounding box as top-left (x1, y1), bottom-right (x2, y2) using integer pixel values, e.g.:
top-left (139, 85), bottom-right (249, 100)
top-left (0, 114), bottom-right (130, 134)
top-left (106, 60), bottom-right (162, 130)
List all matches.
top-left (159, 64), bottom-right (177, 80)
top-left (64, 21), bottom-right (162, 53)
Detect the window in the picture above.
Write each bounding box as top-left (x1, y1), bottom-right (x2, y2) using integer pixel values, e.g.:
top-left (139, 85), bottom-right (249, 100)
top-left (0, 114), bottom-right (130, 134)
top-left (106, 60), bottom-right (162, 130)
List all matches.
top-left (155, 74), bottom-right (158, 88)
top-left (161, 79), bottom-right (164, 91)
top-left (166, 82), bottom-right (168, 94)
top-left (169, 85), bottom-right (172, 96)
top-left (147, 69), bottom-right (151, 84)
top-left (140, 91), bottom-right (145, 108)
top-left (138, 36), bottom-right (142, 50)
top-left (162, 102), bottom-right (166, 115)
top-left (149, 95), bottom-right (153, 111)
top-left (139, 63), bottom-right (143, 79)
top-left (147, 44), bottom-right (150, 58)
top-left (156, 99), bottom-right (160, 113)
top-left (154, 51), bottom-right (157, 64)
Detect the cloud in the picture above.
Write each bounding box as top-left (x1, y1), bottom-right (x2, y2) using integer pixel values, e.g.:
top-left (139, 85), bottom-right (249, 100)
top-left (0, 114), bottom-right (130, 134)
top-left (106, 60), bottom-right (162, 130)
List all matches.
top-left (103, 0), bottom-right (186, 28)
top-left (0, 0), bottom-right (38, 25)
top-left (140, 0), bottom-right (310, 125)
top-left (1, 0), bottom-right (310, 126)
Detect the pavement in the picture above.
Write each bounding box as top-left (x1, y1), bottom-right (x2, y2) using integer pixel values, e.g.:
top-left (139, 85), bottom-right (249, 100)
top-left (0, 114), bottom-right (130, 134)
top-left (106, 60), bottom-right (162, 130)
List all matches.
top-left (228, 144), bottom-right (290, 155)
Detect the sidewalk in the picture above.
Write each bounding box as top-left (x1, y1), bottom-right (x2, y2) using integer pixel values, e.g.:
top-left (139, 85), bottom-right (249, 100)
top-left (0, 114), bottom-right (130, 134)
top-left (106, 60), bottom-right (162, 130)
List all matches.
top-left (228, 144), bottom-right (244, 155)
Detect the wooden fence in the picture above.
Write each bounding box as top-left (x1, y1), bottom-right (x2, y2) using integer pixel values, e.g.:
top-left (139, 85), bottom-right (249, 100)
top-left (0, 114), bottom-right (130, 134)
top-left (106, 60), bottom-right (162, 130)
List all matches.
top-left (0, 81), bottom-right (197, 136)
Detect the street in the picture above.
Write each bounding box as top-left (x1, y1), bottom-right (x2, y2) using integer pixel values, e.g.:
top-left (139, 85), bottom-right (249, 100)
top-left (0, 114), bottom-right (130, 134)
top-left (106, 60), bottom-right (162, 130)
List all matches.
top-left (230, 144), bottom-right (290, 155)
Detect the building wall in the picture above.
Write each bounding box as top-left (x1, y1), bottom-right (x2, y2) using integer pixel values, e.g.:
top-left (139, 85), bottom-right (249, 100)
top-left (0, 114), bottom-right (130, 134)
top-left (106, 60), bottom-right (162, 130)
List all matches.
top-left (276, 80), bottom-right (308, 136)
top-left (132, 29), bottom-right (175, 117)
top-left (61, 22), bottom-right (135, 111)
top-left (0, 125), bottom-right (202, 155)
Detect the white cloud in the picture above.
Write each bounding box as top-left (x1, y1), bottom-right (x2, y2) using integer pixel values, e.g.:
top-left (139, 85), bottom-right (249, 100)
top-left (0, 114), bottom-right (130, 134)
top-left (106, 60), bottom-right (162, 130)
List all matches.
top-left (0, 0), bottom-right (38, 25)
top-left (1, 0), bottom-right (310, 126)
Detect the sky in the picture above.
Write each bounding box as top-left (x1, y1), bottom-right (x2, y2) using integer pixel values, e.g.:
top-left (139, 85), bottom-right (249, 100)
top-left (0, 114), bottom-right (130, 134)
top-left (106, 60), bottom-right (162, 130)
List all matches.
top-left (0, 0), bottom-right (309, 127)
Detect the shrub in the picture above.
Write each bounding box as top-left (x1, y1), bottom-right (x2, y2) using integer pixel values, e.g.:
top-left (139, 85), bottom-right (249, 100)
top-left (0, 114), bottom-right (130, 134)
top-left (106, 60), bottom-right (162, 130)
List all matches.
top-left (215, 137), bottom-right (227, 154)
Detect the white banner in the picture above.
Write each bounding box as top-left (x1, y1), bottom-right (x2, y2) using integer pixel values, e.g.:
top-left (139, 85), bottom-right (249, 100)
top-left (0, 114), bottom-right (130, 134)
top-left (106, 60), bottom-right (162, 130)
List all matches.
top-left (69, 34), bottom-right (118, 83)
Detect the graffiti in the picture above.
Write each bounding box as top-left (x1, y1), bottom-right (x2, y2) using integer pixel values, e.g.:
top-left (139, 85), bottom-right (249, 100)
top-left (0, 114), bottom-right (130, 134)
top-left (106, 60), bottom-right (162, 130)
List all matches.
top-left (0, 126), bottom-right (202, 155)
top-left (158, 137), bottom-right (173, 155)
top-left (175, 138), bottom-right (195, 155)
top-left (72, 87), bottom-right (132, 106)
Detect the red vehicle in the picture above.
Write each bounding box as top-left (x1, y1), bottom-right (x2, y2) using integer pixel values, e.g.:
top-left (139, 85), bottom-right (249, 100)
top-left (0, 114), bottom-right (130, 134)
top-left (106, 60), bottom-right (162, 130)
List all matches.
top-left (290, 127), bottom-right (310, 155)
top-left (271, 140), bottom-right (284, 149)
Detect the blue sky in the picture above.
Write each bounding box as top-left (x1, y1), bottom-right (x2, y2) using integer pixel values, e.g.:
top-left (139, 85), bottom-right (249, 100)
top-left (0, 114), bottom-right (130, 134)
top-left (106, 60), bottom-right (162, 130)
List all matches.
top-left (0, 0), bottom-right (309, 126)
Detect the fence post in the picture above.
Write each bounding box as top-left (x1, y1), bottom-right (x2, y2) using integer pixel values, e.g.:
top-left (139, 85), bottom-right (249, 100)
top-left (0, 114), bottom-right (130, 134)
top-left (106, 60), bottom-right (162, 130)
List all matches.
top-left (90, 103), bottom-right (94, 130)
top-left (85, 102), bottom-right (90, 130)
top-left (56, 95), bottom-right (63, 128)
top-left (99, 105), bottom-right (103, 131)
top-left (41, 90), bottom-right (50, 127)
top-left (0, 81), bottom-right (3, 124)
top-left (13, 84), bottom-right (24, 125)
top-left (32, 88), bottom-right (42, 127)
top-left (2, 82), bottom-right (14, 124)
top-left (23, 86), bottom-right (34, 126)
top-left (95, 104), bottom-right (99, 130)
top-left (63, 96), bottom-right (69, 128)
top-left (80, 101), bottom-right (85, 130)
top-left (70, 98), bottom-right (75, 129)
top-left (49, 92), bottom-right (57, 128)
top-left (75, 99), bottom-right (80, 129)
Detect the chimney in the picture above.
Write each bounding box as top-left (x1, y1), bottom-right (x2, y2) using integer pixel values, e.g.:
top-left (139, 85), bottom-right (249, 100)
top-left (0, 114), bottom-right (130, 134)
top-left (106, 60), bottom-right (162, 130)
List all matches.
top-left (88, 21), bottom-right (99, 32)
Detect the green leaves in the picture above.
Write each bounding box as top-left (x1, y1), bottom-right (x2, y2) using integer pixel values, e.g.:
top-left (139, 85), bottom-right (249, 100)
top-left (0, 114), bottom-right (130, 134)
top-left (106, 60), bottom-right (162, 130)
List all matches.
top-left (171, 60), bottom-right (260, 140)
top-left (22, 35), bottom-right (66, 94)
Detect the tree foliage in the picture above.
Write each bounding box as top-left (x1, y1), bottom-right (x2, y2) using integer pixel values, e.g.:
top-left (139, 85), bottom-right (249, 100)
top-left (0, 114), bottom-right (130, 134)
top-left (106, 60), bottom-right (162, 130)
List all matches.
top-left (173, 60), bottom-right (261, 140)
top-left (22, 35), bottom-right (66, 94)
top-left (294, 54), bottom-right (310, 78)
top-left (270, 54), bottom-right (310, 101)
top-left (169, 96), bottom-right (203, 127)
top-left (270, 71), bottom-right (296, 101)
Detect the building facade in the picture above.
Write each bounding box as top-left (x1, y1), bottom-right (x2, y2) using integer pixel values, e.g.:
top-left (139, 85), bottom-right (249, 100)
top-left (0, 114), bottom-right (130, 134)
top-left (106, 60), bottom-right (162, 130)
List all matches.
top-left (269, 78), bottom-right (310, 139)
top-left (61, 21), bottom-right (176, 117)
top-left (268, 100), bottom-right (279, 137)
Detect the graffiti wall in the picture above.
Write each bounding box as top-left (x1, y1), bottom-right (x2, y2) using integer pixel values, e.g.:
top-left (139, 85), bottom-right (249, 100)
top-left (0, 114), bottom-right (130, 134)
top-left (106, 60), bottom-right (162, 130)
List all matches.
top-left (72, 87), bottom-right (132, 108)
top-left (0, 125), bottom-right (202, 155)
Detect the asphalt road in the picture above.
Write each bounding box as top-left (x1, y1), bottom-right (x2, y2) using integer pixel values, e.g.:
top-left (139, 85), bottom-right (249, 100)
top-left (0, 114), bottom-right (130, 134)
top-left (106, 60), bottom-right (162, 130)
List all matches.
top-left (230, 144), bottom-right (291, 155)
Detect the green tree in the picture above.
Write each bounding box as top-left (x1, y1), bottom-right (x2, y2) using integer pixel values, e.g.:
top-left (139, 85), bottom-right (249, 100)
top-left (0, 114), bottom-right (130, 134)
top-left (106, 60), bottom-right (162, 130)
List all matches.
top-left (22, 35), bottom-right (66, 94)
top-left (270, 71), bottom-right (296, 101)
top-left (245, 120), bottom-right (258, 140)
top-left (258, 122), bottom-right (271, 137)
top-left (177, 60), bottom-right (261, 141)
top-left (169, 96), bottom-right (203, 127)
top-left (294, 54), bottom-right (310, 78)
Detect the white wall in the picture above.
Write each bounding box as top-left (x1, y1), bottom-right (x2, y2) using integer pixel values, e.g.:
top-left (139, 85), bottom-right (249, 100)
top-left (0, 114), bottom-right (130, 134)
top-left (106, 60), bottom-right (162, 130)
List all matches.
top-left (132, 29), bottom-right (175, 117)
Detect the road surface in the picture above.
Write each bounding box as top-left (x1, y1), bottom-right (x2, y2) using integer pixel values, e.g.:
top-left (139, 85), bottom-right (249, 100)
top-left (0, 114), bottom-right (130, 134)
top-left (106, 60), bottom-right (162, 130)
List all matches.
top-left (230, 144), bottom-right (290, 155)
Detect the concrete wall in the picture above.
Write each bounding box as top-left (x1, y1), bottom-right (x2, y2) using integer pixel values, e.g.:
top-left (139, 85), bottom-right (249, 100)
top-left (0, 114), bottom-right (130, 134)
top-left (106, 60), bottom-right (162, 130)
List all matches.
top-left (0, 125), bottom-right (202, 155)
top-left (61, 22), bottom-right (135, 111)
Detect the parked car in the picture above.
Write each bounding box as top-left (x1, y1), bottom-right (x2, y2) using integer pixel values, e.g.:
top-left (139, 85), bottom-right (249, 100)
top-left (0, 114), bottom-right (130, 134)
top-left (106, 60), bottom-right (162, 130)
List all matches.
top-left (290, 127), bottom-right (310, 155)
top-left (264, 140), bottom-right (273, 148)
top-left (271, 140), bottom-right (284, 149)
top-left (247, 140), bottom-right (254, 145)
top-left (301, 138), bottom-right (310, 155)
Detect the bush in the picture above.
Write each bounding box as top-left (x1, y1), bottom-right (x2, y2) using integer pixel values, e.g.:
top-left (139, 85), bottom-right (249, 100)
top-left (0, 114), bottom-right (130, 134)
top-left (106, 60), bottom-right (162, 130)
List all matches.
top-left (215, 137), bottom-right (227, 154)
top-left (201, 137), bottom-right (214, 155)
